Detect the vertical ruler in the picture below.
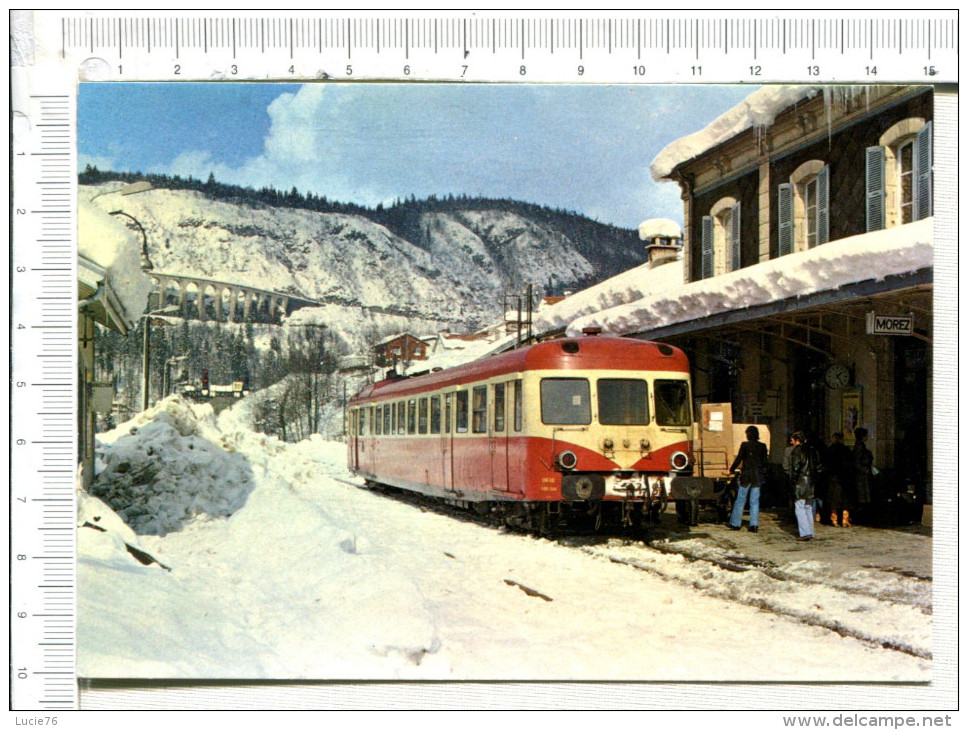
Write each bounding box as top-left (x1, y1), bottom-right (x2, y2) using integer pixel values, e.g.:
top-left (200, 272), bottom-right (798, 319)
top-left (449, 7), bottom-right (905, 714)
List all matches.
top-left (11, 70), bottom-right (79, 710)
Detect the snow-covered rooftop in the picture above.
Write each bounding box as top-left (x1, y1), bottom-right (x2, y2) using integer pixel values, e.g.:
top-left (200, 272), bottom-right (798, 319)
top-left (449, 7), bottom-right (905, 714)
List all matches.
top-left (638, 217), bottom-right (683, 241)
top-left (79, 197), bottom-right (154, 330)
top-left (564, 219), bottom-right (932, 338)
top-left (650, 85), bottom-right (823, 182)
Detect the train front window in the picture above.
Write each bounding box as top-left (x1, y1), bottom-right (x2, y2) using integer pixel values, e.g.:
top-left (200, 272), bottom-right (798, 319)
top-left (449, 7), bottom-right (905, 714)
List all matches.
top-left (598, 379), bottom-right (649, 425)
top-left (654, 380), bottom-right (692, 426)
top-left (540, 378), bottom-right (591, 425)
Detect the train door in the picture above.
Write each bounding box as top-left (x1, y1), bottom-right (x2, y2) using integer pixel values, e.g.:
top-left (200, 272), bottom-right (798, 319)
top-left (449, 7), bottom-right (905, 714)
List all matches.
top-left (350, 408), bottom-right (360, 471)
top-left (442, 392), bottom-right (455, 493)
top-left (490, 382), bottom-right (510, 492)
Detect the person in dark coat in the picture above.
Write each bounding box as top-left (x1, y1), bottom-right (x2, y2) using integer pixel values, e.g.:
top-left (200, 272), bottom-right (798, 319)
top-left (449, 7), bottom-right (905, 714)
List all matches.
top-left (727, 425), bottom-right (769, 533)
top-left (788, 430), bottom-right (821, 540)
top-left (825, 432), bottom-right (854, 527)
top-left (853, 427), bottom-right (874, 510)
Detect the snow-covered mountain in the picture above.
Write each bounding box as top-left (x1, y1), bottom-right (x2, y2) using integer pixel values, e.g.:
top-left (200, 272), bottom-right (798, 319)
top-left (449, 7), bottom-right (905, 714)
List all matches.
top-left (83, 183), bottom-right (647, 341)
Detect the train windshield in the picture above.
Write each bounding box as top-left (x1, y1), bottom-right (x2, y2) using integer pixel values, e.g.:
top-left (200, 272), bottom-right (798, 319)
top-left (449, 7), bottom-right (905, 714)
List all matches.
top-left (654, 379), bottom-right (692, 426)
top-left (541, 378), bottom-right (591, 425)
top-left (597, 379), bottom-right (650, 425)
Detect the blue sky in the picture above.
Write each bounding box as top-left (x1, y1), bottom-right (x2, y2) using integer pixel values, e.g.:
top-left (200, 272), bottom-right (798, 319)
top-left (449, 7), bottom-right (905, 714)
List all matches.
top-left (79, 83), bottom-right (755, 229)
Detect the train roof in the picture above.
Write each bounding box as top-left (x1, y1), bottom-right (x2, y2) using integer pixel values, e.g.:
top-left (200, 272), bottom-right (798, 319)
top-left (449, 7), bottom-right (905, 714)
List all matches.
top-left (350, 334), bottom-right (689, 403)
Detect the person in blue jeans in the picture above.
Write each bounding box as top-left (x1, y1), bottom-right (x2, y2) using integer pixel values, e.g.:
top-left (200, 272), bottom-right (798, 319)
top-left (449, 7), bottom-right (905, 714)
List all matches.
top-left (727, 425), bottom-right (769, 533)
top-left (788, 430), bottom-right (820, 540)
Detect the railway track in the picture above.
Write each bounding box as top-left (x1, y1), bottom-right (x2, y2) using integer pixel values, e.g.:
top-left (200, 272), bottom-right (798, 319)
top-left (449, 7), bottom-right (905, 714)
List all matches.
top-left (337, 475), bottom-right (932, 661)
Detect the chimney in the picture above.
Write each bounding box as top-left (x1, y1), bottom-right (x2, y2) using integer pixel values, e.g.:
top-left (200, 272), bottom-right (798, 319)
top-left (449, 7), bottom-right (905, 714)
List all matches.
top-left (638, 218), bottom-right (683, 269)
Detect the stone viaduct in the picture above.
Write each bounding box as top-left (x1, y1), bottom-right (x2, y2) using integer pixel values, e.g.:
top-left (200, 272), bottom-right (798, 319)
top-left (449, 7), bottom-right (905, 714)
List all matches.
top-left (149, 272), bottom-right (322, 324)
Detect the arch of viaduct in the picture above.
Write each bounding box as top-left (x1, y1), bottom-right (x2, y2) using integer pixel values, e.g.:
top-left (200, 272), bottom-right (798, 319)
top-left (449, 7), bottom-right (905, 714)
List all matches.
top-left (150, 273), bottom-right (319, 324)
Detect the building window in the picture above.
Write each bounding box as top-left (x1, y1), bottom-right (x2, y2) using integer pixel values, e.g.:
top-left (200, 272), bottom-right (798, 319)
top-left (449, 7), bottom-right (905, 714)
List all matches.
top-left (781, 160), bottom-right (829, 254)
top-left (869, 118), bottom-right (932, 232)
top-left (701, 197), bottom-right (741, 279)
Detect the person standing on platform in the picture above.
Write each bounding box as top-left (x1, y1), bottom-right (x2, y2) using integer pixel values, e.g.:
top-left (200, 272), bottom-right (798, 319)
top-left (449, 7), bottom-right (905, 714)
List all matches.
top-left (727, 425), bottom-right (769, 533)
top-left (825, 432), bottom-right (854, 527)
top-left (788, 430), bottom-right (821, 541)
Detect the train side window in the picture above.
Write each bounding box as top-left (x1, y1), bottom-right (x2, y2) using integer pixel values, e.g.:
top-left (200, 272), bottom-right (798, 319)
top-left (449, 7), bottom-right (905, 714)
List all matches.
top-left (493, 382), bottom-right (506, 432)
top-left (418, 398), bottom-right (429, 434)
top-left (430, 395), bottom-right (441, 434)
top-left (368, 407), bottom-right (375, 435)
top-left (407, 399), bottom-right (417, 434)
top-left (654, 380), bottom-right (692, 426)
top-left (456, 391), bottom-right (469, 433)
top-left (375, 406), bottom-right (382, 435)
top-left (359, 408), bottom-right (366, 436)
top-left (445, 393), bottom-right (453, 433)
top-left (513, 380), bottom-right (523, 431)
top-left (540, 378), bottom-right (591, 425)
top-left (384, 404), bottom-right (392, 435)
top-left (472, 385), bottom-right (488, 433)
top-left (397, 400), bottom-right (407, 435)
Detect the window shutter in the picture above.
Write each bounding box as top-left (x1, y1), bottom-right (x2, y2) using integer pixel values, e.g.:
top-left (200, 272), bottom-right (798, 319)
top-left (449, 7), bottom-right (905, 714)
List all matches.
top-left (817, 165), bottom-right (830, 244)
top-left (778, 184), bottom-right (793, 256)
top-left (701, 215), bottom-right (713, 279)
top-left (914, 121), bottom-right (932, 221)
top-left (730, 201), bottom-right (742, 270)
top-left (865, 146), bottom-right (886, 232)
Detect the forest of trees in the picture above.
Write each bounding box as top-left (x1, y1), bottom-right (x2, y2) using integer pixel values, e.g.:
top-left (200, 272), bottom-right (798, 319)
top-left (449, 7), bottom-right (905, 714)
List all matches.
top-left (95, 318), bottom-right (342, 442)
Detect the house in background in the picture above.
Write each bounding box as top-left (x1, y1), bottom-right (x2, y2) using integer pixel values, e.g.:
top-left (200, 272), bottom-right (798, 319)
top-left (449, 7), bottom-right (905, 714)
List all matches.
top-left (372, 333), bottom-right (431, 369)
top-left (645, 84), bottom-right (938, 496)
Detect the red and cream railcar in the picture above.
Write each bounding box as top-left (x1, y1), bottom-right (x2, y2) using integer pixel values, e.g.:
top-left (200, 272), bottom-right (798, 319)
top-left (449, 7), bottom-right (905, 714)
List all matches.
top-left (347, 332), bottom-right (694, 530)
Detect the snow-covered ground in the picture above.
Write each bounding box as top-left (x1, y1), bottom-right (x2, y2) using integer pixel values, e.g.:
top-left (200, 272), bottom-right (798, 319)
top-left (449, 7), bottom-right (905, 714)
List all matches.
top-left (80, 396), bottom-right (932, 702)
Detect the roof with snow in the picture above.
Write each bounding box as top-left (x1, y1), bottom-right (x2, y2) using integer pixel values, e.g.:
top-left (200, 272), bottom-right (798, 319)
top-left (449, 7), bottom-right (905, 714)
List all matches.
top-left (650, 86), bottom-right (824, 182)
top-left (563, 219), bottom-right (933, 340)
top-left (78, 198), bottom-right (154, 333)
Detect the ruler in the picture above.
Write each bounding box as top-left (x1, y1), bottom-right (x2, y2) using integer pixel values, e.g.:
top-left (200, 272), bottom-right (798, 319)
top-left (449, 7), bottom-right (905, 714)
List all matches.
top-left (8, 8), bottom-right (958, 711)
top-left (29, 10), bottom-right (959, 83)
top-left (11, 69), bottom-right (79, 711)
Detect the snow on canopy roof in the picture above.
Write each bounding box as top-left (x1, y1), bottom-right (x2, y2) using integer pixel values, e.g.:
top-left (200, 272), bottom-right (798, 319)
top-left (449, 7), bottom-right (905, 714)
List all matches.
top-left (650, 85), bottom-right (824, 182)
top-left (79, 197), bottom-right (154, 329)
top-left (563, 219), bottom-right (933, 339)
top-left (638, 218), bottom-right (682, 240)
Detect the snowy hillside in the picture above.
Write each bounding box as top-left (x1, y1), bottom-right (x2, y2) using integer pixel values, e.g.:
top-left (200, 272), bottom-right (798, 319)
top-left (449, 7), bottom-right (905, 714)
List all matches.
top-left (82, 183), bottom-right (645, 336)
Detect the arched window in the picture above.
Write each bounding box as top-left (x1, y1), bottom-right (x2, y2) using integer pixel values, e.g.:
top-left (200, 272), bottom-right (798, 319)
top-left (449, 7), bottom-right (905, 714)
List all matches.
top-left (700, 196), bottom-right (741, 279)
top-left (778, 160), bottom-right (829, 255)
top-left (868, 118), bottom-right (932, 231)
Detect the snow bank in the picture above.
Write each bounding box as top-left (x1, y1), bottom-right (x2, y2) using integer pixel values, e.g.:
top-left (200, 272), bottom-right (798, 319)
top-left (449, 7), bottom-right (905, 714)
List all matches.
top-left (650, 86), bottom-right (823, 181)
top-left (564, 219), bottom-right (933, 338)
top-left (91, 397), bottom-right (256, 535)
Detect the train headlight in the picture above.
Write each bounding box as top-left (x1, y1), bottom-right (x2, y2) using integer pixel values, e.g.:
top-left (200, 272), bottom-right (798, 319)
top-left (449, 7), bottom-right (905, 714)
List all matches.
top-left (670, 451), bottom-right (690, 472)
top-left (557, 450), bottom-right (578, 470)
